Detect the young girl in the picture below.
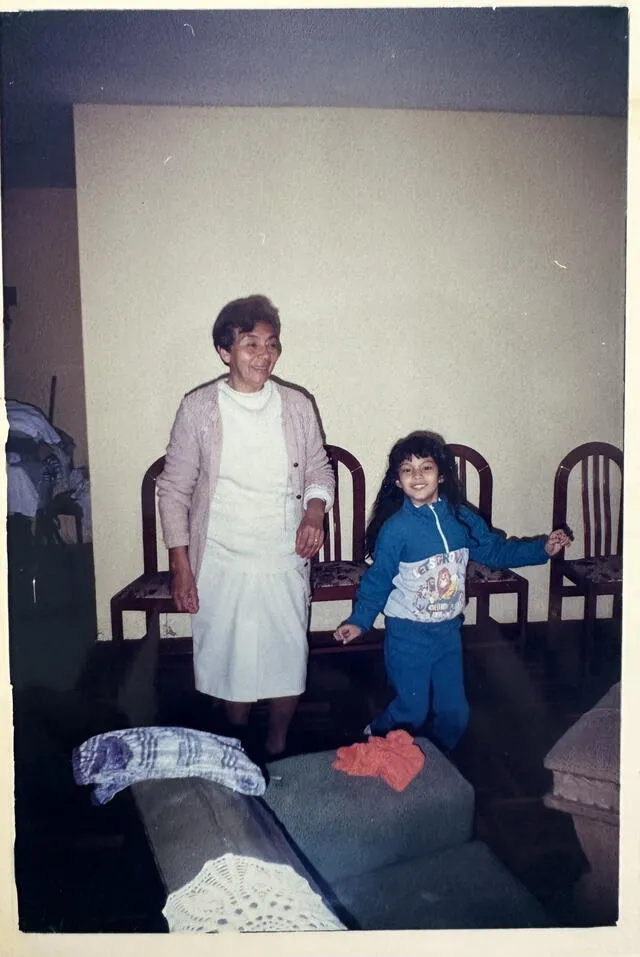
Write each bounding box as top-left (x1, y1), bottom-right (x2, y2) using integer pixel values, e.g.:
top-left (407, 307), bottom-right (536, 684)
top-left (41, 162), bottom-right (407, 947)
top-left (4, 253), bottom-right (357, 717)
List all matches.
top-left (333, 431), bottom-right (571, 752)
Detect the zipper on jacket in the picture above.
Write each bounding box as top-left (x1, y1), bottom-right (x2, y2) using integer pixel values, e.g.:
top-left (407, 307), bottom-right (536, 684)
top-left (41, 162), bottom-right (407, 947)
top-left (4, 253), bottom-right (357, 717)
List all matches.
top-left (429, 503), bottom-right (450, 553)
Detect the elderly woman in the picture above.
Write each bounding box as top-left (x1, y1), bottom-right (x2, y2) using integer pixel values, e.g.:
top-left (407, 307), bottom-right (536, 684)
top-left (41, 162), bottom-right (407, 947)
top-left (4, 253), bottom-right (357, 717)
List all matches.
top-left (157, 295), bottom-right (334, 758)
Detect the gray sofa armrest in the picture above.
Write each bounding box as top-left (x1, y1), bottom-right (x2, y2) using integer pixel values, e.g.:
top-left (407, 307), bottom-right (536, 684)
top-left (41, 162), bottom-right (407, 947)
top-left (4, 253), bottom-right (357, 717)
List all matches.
top-left (131, 777), bottom-right (329, 898)
top-left (542, 682), bottom-right (620, 925)
top-left (544, 682), bottom-right (620, 817)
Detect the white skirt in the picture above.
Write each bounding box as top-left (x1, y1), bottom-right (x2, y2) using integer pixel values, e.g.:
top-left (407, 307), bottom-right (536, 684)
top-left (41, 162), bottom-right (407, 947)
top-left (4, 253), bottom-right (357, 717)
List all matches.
top-left (191, 544), bottom-right (309, 702)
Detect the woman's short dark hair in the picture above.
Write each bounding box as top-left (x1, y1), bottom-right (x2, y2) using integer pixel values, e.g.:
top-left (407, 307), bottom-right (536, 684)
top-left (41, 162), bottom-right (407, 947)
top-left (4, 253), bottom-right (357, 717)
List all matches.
top-left (212, 295), bottom-right (282, 352)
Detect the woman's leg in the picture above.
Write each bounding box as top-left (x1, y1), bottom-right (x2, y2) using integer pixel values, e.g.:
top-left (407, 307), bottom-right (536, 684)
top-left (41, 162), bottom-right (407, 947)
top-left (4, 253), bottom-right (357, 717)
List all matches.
top-left (266, 695), bottom-right (300, 755)
top-left (223, 700), bottom-right (252, 727)
top-left (370, 619), bottom-right (432, 734)
top-left (219, 701), bottom-right (254, 753)
top-left (428, 625), bottom-right (469, 751)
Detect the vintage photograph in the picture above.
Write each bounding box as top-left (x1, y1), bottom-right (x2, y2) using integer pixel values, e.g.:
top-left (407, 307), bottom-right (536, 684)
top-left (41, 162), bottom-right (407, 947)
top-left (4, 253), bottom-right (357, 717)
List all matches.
top-left (1, 4), bottom-right (630, 951)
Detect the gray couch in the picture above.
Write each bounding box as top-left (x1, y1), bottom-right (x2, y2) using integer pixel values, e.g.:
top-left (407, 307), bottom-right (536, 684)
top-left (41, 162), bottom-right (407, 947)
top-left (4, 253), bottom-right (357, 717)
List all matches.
top-left (133, 734), bottom-right (550, 931)
top-left (543, 682), bottom-right (620, 925)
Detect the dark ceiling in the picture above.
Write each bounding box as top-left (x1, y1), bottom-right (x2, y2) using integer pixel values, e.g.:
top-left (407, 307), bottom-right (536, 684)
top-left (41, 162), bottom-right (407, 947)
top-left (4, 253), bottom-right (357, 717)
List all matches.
top-left (0, 6), bottom-right (629, 190)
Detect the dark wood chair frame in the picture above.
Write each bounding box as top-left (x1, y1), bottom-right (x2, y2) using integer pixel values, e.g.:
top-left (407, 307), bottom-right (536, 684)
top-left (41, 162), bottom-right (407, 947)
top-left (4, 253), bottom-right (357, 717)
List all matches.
top-left (547, 441), bottom-right (623, 672)
top-left (448, 443), bottom-right (529, 652)
top-left (110, 456), bottom-right (173, 645)
top-left (307, 444), bottom-right (380, 654)
top-left (311, 446), bottom-right (365, 596)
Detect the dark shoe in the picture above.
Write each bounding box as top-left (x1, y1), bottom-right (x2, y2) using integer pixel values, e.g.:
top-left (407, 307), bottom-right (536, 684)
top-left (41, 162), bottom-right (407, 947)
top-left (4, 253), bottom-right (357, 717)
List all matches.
top-left (362, 722), bottom-right (390, 738)
top-left (225, 728), bottom-right (272, 783)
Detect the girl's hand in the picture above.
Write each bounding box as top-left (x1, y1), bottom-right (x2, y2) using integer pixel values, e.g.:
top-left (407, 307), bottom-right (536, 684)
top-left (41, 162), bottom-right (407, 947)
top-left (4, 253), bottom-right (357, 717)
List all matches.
top-left (295, 499), bottom-right (326, 559)
top-left (334, 623), bottom-right (363, 645)
top-left (545, 528), bottom-right (573, 557)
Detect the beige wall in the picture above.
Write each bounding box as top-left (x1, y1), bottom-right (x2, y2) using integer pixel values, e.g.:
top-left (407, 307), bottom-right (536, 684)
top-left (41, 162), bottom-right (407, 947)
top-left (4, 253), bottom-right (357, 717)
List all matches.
top-left (73, 105), bottom-right (626, 639)
top-left (2, 188), bottom-right (89, 467)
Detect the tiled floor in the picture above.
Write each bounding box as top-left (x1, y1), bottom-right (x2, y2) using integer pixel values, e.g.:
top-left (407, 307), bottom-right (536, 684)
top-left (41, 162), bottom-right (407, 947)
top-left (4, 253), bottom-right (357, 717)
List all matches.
top-left (9, 541), bottom-right (621, 932)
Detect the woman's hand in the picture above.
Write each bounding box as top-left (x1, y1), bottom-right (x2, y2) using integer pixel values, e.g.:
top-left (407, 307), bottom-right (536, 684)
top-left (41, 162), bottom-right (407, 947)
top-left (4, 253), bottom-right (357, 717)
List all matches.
top-left (334, 623), bottom-right (363, 645)
top-left (295, 498), bottom-right (326, 559)
top-left (545, 528), bottom-right (573, 557)
top-left (169, 546), bottom-right (199, 613)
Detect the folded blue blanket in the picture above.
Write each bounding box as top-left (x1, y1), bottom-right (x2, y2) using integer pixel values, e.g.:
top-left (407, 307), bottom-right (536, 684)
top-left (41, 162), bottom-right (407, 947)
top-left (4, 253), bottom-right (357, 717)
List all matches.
top-left (72, 726), bottom-right (266, 805)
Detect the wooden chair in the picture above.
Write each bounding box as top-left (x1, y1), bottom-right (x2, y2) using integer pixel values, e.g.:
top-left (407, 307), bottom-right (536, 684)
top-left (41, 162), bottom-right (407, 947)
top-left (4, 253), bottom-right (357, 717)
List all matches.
top-left (110, 456), bottom-right (173, 645)
top-left (110, 446), bottom-right (373, 653)
top-left (448, 443), bottom-right (529, 652)
top-left (548, 442), bottom-right (623, 672)
top-left (307, 444), bottom-right (376, 654)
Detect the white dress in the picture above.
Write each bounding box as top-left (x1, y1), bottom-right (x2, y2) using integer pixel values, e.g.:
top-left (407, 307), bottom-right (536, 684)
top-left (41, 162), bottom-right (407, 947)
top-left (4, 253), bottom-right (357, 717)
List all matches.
top-left (191, 379), bottom-right (309, 701)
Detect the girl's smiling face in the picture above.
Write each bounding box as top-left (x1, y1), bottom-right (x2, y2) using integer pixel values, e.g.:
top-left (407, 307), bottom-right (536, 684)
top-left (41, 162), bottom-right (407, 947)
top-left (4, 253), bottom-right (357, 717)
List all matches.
top-left (396, 455), bottom-right (443, 507)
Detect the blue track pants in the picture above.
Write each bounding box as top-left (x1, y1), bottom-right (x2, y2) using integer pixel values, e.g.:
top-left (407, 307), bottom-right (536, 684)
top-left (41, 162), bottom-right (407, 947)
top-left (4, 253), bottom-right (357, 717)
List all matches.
top-left (369, 616), bottom-right (469, 750)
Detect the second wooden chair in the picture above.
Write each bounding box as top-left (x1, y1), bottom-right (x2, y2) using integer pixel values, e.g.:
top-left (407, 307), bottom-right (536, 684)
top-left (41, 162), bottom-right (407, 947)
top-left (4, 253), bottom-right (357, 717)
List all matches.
top-left (448, 443), bottom-right (529, 652)
top-left (548, 441), bottom-right (623, 673)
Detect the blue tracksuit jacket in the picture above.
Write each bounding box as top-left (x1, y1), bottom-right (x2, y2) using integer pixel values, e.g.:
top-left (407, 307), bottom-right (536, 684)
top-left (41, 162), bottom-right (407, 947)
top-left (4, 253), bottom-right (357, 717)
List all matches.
top-left (347, 496), bottom-right (549, 633)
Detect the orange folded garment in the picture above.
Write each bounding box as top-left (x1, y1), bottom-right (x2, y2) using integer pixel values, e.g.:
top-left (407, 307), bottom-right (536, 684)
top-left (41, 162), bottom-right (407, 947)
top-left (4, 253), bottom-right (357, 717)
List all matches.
top-left (332, 729), bottom-right (425, 792)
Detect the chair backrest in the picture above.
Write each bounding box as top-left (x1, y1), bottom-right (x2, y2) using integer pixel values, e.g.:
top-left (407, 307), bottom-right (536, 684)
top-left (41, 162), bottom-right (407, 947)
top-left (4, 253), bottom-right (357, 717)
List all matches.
top-left (316, 444), bottom-right (366, 564)
top-left (142, 445), bottom-right (366, 574)
top-left (141, 456), bottom-right (166, 575)
top-left (552, 442), bottom-right (623, 558)
top-left (447, 443), bottom-right (493, 524)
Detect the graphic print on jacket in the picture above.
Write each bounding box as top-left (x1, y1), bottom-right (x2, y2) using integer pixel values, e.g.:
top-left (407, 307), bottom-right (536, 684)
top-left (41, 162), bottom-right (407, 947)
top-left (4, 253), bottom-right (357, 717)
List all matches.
top-left (387, 547), bottom-right (468, 623)
top-left (385, 499), bottom-right (469, 623)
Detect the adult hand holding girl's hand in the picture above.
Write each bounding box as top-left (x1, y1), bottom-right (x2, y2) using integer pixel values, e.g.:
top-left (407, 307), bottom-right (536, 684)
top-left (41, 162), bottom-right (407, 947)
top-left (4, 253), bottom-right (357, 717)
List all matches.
top-left (334, 623), bottom-right (363, 645)
top-left (169, 546), bottom-right (199, 613)
top-left (296, 498), bottom-right (326, 559)
top-left (545, 528), bottom-right (573, 557)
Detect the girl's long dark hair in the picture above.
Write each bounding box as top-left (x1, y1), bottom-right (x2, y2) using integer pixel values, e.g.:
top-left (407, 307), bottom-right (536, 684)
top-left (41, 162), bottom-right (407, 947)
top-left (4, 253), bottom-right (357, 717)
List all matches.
top-left (365, 431), bottom-right (470, 558)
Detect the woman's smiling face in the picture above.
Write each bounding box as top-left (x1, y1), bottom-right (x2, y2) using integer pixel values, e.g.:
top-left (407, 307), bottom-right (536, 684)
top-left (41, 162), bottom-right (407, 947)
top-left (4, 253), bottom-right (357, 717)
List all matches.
top-left (218, 320), bottom-right (281, 393)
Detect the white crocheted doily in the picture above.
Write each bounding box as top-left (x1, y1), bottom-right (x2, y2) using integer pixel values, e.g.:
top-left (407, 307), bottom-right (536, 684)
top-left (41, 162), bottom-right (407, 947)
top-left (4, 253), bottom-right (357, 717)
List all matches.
top-left (162, 853), bottom-right (346, 933)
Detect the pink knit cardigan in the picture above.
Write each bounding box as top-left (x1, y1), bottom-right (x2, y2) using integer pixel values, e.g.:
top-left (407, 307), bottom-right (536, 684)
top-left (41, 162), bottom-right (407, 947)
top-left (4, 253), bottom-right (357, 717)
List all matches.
top-left (156, 378), bottom-right (335, 583)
